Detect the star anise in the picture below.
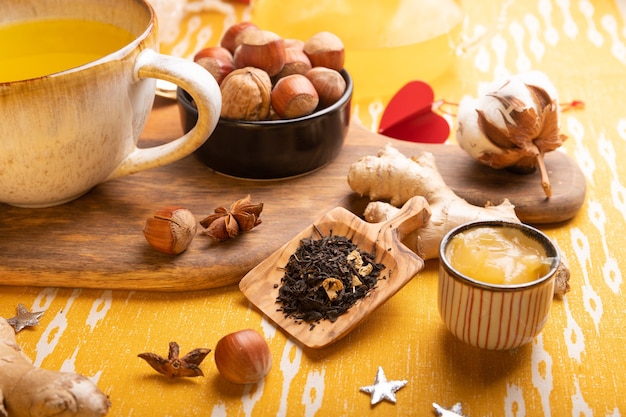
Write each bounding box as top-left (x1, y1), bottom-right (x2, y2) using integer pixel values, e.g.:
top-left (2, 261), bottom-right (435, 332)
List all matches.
top-left (200, 195), bottom-right (263, 241)
top-left (138, 342), bottom-right (211, 378)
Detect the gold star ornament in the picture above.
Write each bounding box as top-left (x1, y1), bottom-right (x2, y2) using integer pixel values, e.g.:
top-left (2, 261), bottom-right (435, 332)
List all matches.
top-left (6, 303), bottom-right (45, 333)
top-left (359, 366), bottom-right (407, 405)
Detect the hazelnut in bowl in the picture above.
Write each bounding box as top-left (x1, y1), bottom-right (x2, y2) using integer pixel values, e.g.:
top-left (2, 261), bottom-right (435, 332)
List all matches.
top-left (177, 67), bottom-right (352, 180)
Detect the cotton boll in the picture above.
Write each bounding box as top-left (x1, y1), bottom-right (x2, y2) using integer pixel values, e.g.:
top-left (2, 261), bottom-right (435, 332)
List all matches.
top-left (454, 71), bottom-right (567, 197)
top-left (517, 71), bottom-right (560, 104)
top-left (456, 96), bottom-right (503, 161)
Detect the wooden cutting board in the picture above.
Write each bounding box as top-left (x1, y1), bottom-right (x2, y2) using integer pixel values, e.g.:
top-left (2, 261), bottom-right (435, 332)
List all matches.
top-left (0, 100), bottom-right (586, 291)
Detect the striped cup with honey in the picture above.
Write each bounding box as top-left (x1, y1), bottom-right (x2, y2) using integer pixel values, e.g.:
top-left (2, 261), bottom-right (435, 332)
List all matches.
top-left (438, 221), bottom-right (560, 350)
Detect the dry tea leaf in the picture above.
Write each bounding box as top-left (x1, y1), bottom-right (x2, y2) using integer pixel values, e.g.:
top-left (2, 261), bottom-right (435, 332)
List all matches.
top-left (276, 234), bottom-right (384, 328)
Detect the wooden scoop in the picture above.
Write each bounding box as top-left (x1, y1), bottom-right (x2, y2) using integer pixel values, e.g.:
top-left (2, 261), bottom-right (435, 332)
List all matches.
top-left (239, 196), bottom-right (431, 349)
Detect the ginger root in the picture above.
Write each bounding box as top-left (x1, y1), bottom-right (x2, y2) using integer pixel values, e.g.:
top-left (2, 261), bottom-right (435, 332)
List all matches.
top-left (347, 144), bottom-right (570, 296)
top-left (347, 144), bottom-right (520, 260)
top-left (0, 317), bottom-right (111, 417)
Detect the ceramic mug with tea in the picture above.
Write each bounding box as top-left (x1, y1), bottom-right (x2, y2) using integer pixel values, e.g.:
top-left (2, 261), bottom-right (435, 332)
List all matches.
top-left (438, 221), bottom-right (560, 350)
top-left (0, 0), bottom-right (221, 207)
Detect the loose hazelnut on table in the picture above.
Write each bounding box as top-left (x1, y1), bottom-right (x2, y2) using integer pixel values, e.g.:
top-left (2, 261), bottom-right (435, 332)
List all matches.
top-left (143, 206), bottom-right (197, 255)
top-left (214, 329), bottom-right (273, 384)
top-left (271, 74), bottom-right (319, 119)
top-left (305, 67), bottom-right (346, 107)
top-left (234, 29), bottom-right (286, 77)
top-left (220, 67), bottom-right (272, 120)
top-left (303, 31), bottom-right (345, 72)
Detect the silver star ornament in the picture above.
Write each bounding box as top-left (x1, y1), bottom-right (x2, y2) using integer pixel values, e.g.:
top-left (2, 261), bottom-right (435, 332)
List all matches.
top-left (360, 366), bottom-right (407, 405)
top-left (6, 303), bottom-right (45, 333)
top-left (433, 402), bottom-right (466, 416)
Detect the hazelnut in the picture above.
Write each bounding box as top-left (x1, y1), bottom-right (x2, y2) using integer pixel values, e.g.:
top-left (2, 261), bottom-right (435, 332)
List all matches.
top-left (305, 67), bottom-right (346, 107)
top-left (194, 46), bottom-right (234, 84)
top-left (303, 31), bottom-right (345, 71)
top-left (220, 67), bottom-right (272, 120)
top-left (143, 207), bottom-right (197, 255)
top-left (274, 47), bottom-right (312, 80)
top-left (194, 46), bottom-right (233, 62)
top-left (220, 21), bottom-right (259, 54)
top-left (271, 74), bottom-right (319, 119)
top-left (214, 329), bottom-right (272, 384)
top-left (235, 30), bottom-right (286, 76)
top-left (284, 38), bottom-right (305, 51)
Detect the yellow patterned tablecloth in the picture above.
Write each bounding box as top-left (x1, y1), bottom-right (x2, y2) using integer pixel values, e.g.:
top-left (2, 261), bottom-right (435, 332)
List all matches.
top-left (2, 1), bottom-right (626, 416)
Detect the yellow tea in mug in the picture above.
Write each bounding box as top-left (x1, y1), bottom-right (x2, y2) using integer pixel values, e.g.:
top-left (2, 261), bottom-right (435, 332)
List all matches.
top-left (0, 18), bottom-right (136, 82)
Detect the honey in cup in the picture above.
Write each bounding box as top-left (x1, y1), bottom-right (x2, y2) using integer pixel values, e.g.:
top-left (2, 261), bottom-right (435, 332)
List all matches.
top-left (438, 221), bottom-right (560, 350)
top-left (444, 225), bottom-right (554, 285)
top-left (0, 19), bottom-right (135, 82)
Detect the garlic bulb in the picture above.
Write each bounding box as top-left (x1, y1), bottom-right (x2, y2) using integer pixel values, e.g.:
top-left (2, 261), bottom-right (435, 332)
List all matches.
top-left (456, 71), bottom-right (567, 197)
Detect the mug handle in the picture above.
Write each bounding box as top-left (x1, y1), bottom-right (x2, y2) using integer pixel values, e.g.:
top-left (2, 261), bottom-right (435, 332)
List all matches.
top-left (105, 48), bottom-right (221, 181)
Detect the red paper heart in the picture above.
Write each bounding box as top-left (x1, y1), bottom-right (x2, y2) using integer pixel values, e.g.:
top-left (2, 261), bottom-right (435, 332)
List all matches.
top-left (378, 81), bottom-right (450, 144)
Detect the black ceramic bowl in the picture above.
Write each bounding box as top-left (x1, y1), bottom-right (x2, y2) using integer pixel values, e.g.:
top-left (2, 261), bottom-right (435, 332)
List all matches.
top-left (177, 69), bottom-right (353, 179)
